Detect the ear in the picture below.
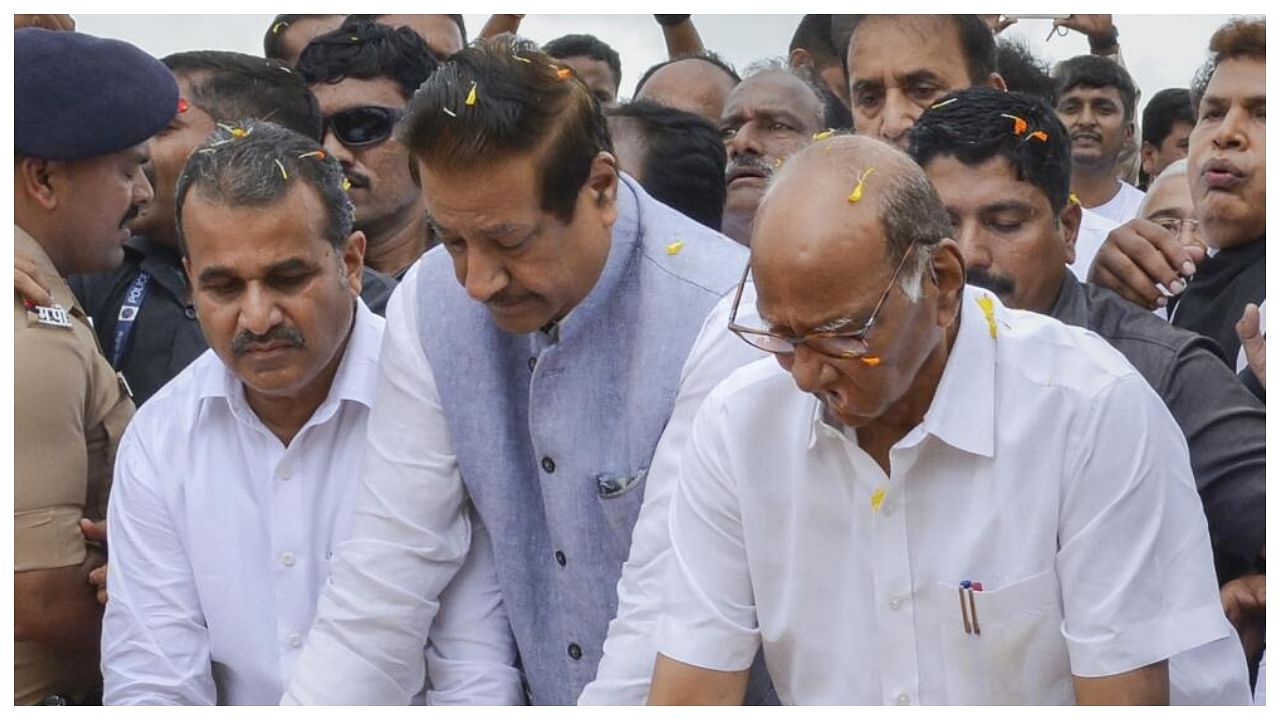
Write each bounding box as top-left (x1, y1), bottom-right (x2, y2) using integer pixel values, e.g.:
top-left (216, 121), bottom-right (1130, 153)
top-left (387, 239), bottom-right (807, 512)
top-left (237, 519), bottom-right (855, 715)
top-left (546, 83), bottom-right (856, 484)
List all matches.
top-left (585, 151), bottom-right (619, 227)
top-left (182, 255), bottom-right (195, 289)
top-left (985, 72), bottom-right (1008, 92)
top-left (17, 157), bottom-right (60, 211)
top-left (340, 230), bottom-right (366, 296)
top-left (789, 47), bottom-right (814, 69)
top-left (930, 238), bottom-right (967, 329)
top-left (1123, 120), bottom-right (1135, 143)
top-left (1139, 142), bottom-right (1157, 177)
top-left (1059, 201), bottom-right (1083, 267)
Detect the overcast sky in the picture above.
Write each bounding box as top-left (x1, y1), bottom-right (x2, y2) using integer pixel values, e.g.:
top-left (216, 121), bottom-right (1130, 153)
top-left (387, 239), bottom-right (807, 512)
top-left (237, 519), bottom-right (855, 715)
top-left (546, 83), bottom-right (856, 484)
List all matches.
top-left (73, 13), bottom-right (1245, 123)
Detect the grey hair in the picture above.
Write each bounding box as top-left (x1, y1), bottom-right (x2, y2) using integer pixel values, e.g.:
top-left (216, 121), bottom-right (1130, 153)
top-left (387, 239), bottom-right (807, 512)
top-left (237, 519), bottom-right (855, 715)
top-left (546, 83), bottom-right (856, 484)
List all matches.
top-left (880, 170), bottom-right (952, 301)
top-left (739, 56), bottom-right (829, 128)
top-left (174, 119), bottom-right (354, 255)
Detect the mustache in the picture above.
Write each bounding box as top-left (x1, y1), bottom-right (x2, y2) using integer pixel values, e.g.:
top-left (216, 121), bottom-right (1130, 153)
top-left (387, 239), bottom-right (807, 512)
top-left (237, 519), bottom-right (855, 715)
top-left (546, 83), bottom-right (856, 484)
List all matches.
top-left (343, 168), bottom-right (371, 189)
top-left (120, 204), bottom-right (142, 228)
top-left (231, 325), bottom-right (305, 356)
top-left (966, 266), bottom-right (1017, 298)
top-left (1071, 130), bottom-right (1102, 142)
top-left (725, 152), bottom-right (773, 182)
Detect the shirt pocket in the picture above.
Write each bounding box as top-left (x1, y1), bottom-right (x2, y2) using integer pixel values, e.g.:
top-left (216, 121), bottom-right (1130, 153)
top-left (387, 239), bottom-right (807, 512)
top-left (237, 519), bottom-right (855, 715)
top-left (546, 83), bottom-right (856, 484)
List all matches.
top-left (595, 468), bottom-right (649, 554)
top-left (933, 571), bottom-right (1074, 705)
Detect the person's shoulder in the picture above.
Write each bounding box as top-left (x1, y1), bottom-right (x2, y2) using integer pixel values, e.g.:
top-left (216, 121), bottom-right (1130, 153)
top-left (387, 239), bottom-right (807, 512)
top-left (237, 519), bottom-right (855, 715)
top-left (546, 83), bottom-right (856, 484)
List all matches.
top-left (1080, 282), bottom-right (1218, 361)
top-left (703, 357), bottom-right (796, 417)
top-left (631, 180), bottom-right (747, 296)
top-left (128, 348), bottom-right (224, 436)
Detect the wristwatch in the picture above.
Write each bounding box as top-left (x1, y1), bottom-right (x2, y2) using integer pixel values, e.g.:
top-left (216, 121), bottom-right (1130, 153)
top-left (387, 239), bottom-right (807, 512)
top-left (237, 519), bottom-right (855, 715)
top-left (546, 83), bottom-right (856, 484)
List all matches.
top-left (654, 15), bottom-right (691, 28)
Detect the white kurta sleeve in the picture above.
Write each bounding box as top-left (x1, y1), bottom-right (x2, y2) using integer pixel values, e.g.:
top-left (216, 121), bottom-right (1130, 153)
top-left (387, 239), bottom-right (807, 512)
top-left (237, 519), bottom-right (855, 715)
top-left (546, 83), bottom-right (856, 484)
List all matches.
top-left (283, 267), bottom-right (474, 705)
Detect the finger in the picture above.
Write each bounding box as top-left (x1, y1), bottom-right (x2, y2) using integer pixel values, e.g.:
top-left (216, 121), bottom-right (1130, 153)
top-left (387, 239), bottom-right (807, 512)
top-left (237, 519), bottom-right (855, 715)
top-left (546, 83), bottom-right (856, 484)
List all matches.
top-left (53, 14), bottom-right (76, 31)
top-left (15, 273), bottom-right (53, 306)
top-left (1124, 219), bottom-right (1196, 287)
top-left (89, 566), bottom-right (107, 586)
top-left (1236, 304), bottom-right (1266, 385)
top-left (80, 518), bottom-right (108, 544)
top-left (1090, 251), bottom-right (1164, 310)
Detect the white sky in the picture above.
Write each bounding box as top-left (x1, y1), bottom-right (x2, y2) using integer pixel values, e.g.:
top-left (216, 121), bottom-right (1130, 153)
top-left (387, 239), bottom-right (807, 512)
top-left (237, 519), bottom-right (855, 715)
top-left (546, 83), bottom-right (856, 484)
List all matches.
top-left (71, 12), bottom-right (1250, 124)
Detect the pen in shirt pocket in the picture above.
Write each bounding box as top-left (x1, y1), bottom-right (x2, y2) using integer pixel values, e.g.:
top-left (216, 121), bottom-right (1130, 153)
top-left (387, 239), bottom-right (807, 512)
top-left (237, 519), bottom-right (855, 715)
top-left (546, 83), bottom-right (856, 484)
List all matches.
top-left (958, 580), bottom-right (983, 635)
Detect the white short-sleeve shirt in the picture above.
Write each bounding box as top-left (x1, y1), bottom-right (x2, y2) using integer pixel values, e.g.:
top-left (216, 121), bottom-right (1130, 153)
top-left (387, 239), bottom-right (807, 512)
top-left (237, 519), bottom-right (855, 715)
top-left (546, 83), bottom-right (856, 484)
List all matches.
top-left (656, 287), bottom-right (1238, 705)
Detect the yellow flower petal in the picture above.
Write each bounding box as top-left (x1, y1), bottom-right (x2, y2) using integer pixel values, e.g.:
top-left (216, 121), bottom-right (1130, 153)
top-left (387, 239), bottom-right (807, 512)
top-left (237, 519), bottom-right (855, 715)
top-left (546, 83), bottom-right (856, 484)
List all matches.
top-left (977, 294), bottom-right (998, 339)
top-left (274, 158), bottom-right (288, 181)
top-left (665, 240), bottom-right (685, 256)
top-left (812, 129), bottom-right (835, 141)
top-left (1069, 192), bottom-right (1081, 206)
top-left (847, 167), bottom-right (876, 204)
top-left (860, 355), bottom-right (881, 367)
top-left (870, 487), bottom-right (887, 512)
top-left (465, 82), bottom-right (478, 106)
top-left (341, 177), bottom-right (352, 192)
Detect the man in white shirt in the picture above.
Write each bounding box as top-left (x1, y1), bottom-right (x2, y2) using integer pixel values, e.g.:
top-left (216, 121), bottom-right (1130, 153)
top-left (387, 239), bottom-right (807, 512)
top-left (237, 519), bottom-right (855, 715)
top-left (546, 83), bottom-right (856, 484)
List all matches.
top-left (647, 136), bottom-right (1235, 705)
top-left (101, 121), bottom-right (522, 705)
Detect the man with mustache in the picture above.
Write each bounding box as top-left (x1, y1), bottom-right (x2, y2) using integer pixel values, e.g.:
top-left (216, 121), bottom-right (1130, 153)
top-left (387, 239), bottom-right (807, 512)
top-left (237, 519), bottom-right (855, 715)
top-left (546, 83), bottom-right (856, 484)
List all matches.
top-left (1052, 55), bottom-right (1144, 275)
top-left (13, 28), bottom-right (175, 705)
top-left (298, 19), bottom-right (440, 279)
top-left (100, 122), bottom-right (521, 705)
top-left (718, 61), bottom-right (828, 245)
top-left (1090, 18), bottom-right (1265, 368)
top-left (910, 86), bottom-right (1264, 607)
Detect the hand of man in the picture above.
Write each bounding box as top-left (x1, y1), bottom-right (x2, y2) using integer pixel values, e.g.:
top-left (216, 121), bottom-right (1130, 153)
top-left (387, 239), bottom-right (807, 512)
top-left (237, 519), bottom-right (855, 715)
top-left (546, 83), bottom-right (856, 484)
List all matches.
top-left (80, 519), bottom-right (109, 605)
top-left (1053, 14), bottom-right (1114, 39)
top-left (16, 251), bottom-right (54, 307)
top-left (979, 15), bottom-right (1018, 34)
top-left (1087, 218), bottom-right (1206, 311)
top-left (1236, 303), bottom-right (1266, 388)
top-left (14, 14), bottom-right (76, 31)
top-left (1220, 572), bottom-right (1265, 665)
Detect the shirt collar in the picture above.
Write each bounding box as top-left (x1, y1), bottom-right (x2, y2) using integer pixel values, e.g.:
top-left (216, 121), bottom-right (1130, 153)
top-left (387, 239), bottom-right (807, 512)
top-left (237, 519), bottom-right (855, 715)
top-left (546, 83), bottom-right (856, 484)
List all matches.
top-left (195, 299), bottom-right (383, 419)
top-left (15, 223), bottom-right (82, 313)
top-left (1048, 270), bottom-right (1086, 326)
top-left (806, 285), bottom-right (998, 458)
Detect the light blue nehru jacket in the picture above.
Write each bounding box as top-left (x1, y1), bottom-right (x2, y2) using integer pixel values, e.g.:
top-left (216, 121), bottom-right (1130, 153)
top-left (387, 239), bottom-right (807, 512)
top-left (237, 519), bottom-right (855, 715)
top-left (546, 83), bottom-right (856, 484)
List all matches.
top-left (415, 175), bottom-right (748, 705)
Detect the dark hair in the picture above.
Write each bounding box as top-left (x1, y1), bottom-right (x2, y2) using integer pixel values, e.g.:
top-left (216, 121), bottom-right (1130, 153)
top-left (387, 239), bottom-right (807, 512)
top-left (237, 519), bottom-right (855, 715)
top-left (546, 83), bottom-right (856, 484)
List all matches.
top-left (348, 13), bottom-right (467, 45)
top-left (1142, 88), bottom-right (1195, 148)
top-left (880, 167), bottom-right (954, 280)
top-left (908, 86), bottom-right (1073, 214)
top-left (296, 20), bottom-right (440, 100)
top-left (175, 120), bottom-right (353, 254)
top-left (162, 51), bottom-right (323, 141)
top-left (400, 37), bottom-right (612, 223)
top-left (789, 15), bottom-right (841, 67)
top-left (263, 14), bottom-right (342, 61)
top-left (633, 51), bottom-right (741, 98)
top-left (995, 38), bottom-right (1055, 105)
top-left (1190, 17), bottom-right (1265, 110)
top-left (606, 100), bottom-right (726, 230)
top-left (1052, 54), bottom-right (1138, 122)
top-left (543, 33), bottom-right (623, 93)
top-left (842, 15), bottom-right (996, 85)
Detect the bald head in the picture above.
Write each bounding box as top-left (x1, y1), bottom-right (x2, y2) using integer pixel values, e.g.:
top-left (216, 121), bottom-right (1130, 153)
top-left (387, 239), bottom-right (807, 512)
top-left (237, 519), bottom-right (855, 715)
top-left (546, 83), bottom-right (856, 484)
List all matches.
top-left (635, 57), bottom-right (739, 124)
top-left (754, 135), bottom-right (950, 281)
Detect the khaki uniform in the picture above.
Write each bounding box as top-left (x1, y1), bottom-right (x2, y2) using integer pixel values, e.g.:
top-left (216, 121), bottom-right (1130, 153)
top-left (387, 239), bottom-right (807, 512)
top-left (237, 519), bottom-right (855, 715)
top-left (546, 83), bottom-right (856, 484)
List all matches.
top-left (13, 225), bottom-right (134, 705)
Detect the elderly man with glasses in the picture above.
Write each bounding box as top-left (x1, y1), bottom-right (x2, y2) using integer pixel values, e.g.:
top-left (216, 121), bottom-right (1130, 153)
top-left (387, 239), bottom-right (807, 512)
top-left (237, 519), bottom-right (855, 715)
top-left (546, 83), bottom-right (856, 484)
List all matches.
top-left (297, 19), bottom-right (439, 279)
top-left (645, 135), bottom-right (1236, 705)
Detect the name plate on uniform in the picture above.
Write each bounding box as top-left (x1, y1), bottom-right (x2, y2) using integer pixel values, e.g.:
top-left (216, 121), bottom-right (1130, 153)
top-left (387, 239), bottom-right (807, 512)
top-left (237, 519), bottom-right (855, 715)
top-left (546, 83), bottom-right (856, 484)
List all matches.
top-left (33, 303), bottom-right (73, 329)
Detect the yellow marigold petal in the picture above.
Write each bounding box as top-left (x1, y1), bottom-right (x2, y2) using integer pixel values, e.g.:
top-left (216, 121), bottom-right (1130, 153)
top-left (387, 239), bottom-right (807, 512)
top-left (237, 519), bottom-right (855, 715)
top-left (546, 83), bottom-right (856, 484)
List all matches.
top-left (465, 82), bottom-right (478, 106)
top-left (870, 487), bottom-right (887, 512)
top-left (860, 355), bottom-right (881, 367)
top-left (847, 167), bottom-right (876, 204)
top-left (274, 158), bottom-right (288, 181)
top-left (977, 294), bottom-right (998, 339)
top-left (665, 240), bottom-right (685, 256)
top-left (812, 129), bottom-right (835, 141)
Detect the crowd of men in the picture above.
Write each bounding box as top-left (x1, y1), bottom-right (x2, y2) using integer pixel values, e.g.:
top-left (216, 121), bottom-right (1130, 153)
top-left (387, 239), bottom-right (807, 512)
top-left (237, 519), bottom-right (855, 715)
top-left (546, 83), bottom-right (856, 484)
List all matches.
top-left (12, 12), bottom-right (1267, 706)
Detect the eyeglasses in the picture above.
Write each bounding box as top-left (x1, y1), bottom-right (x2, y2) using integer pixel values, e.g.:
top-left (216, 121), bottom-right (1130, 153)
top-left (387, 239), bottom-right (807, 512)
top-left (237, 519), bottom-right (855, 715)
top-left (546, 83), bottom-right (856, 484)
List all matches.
top-left (728, 240), bottom-right (919, 360)
top-left (1150, 216), bottom-right (1204, 249)
top-left (324, 106), bottom-right (404, 148)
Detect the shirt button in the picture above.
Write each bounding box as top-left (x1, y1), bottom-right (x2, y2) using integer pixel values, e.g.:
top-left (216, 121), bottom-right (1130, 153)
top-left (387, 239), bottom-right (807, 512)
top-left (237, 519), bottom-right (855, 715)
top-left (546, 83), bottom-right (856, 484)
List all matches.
top-left (281, 552), bottom-right (295, 567)
top-left (287, 633), bottom-right (302, 648)
top-left (567, 642), bottom-right (582, 660)
top-left (889, 596), bottom-right (903, 611)
top-left (528, 357), bottom-right (537, 372)
top-left (184, 305), bottom-right (197, 320)
top-left (554, 550), bottom-right (566, 567)
top-left (277, 466), bottom-right (292, 481)
top-left (896, 693), bottom-right (910, 705)
top-left (541, 456), bottom-right (556, 473)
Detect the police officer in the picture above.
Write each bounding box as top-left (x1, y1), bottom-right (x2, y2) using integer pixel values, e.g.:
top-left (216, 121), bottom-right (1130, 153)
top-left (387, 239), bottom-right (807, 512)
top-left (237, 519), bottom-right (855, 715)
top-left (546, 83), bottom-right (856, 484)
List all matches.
top-left (13, 28), bottom-right (177, 705)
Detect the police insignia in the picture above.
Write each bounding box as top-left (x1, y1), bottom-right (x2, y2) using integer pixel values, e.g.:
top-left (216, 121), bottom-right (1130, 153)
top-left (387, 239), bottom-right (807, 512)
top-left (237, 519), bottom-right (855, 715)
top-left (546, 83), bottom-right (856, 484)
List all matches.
top-left (33, 303), bottom-right (73, 329)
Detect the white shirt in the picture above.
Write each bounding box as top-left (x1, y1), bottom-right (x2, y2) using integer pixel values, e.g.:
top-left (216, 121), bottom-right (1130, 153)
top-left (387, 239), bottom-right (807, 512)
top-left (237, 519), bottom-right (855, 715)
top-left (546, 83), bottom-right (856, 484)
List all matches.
top-left (655, 287), bottom-right (1241, 705)
top-left (1090, 179), bottom-right (1146, 225)
top-left (1069, 207), bottom-right (1121, 280)
top-left (103, 301), bottom-right (522, 705)
top-left (286, 260), bottom-right (764, 705)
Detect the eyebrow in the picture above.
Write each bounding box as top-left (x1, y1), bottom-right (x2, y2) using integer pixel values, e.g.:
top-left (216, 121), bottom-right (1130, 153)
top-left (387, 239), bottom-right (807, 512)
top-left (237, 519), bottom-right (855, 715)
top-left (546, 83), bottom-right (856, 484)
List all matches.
top-left (1145, 207), bottom-right (1186, 221)
top-left (197, 257), bottom-right (316, 285)
top-left (895, 69), bottom-right (946, 87)
top-left (980, 200), bottom-right (1034, 215)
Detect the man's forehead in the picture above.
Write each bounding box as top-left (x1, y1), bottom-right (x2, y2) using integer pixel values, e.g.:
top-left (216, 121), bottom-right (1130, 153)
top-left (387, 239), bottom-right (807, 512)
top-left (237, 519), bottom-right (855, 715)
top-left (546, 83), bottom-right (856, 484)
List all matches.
top-left (311, 75), bottom-right (406, 109)
top-left (1204, 56), bottom-right (1266, 99)
top-left (849, 16), bottom-right (963, 70)
top-left (730, 72), bottom-right (815, 111)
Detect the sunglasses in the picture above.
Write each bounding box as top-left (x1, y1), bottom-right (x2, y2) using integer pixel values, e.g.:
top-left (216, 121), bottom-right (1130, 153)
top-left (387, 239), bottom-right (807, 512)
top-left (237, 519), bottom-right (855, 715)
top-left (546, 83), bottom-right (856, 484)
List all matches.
top-left (324, 106), bottom-right (404, 148)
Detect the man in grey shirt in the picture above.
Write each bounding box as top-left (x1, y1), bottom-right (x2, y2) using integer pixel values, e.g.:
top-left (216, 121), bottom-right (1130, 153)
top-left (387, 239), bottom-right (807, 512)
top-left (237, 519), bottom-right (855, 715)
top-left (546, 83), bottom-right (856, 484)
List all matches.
top-left (909, 87), bottom-right (1265, 585)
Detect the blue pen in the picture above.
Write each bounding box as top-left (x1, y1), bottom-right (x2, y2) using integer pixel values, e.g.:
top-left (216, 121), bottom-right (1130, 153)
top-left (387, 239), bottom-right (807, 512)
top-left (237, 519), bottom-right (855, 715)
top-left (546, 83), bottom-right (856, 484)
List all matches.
top-left (958, 580), bottom-right (973, 633)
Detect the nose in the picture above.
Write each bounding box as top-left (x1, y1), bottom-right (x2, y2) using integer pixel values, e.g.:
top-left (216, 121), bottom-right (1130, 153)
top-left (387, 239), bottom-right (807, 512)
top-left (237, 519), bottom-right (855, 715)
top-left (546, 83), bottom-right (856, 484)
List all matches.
top-left (322, 130), bottom-right (356, 168)
top-left (787, 345), bottom-right (838, 395)
top-left (727, 121), bottom-right (764, 159)
top-left (133, 164), bottom-right (155, 206)
top-left (459, 246), bottom-right (510, 303)
top-left (238, 283), bottom-right (284, 336)
top-left (879, 89), bottom-right (920, 149)
top-left (952, 218), bottom-right (992, 270)
top-left (1212, 105), bottom-right (1249, 151)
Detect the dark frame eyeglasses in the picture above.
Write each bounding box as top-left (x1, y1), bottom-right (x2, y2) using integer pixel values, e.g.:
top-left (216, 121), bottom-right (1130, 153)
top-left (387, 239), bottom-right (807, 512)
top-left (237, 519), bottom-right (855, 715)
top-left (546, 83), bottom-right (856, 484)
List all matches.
top-left (324, 106), bottom-right (404, 148)
top-left (727, 239), bottom-right (919, 360)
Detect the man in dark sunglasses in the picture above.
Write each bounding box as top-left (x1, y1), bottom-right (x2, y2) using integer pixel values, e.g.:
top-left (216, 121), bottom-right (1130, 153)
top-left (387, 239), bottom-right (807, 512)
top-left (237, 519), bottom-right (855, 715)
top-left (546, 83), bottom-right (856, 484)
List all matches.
top-left (298, 19), bottom-right (439, 279)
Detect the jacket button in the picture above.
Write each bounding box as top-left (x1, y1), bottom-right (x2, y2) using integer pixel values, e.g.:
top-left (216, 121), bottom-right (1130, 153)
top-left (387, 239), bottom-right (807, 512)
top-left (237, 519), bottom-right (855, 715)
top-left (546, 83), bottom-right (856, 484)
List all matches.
top-left (568, 642), bottom-right (582, 660)
top-left (554, 550), bottom-right (566, 567)
top-left (184, 305), bottom-right (197, 320)
top-left (541, 456), bottom-right (555, 473)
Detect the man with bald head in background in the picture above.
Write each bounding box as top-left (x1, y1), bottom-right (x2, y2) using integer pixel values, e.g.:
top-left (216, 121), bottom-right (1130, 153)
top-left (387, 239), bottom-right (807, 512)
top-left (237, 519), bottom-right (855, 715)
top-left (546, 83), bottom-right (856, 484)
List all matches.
top-left (646, 135), bottom-right (1235, 705)
top-left (634, 53), bottom-right (741, 124)
top-left (845, 14), bottom-right (1004, 150)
